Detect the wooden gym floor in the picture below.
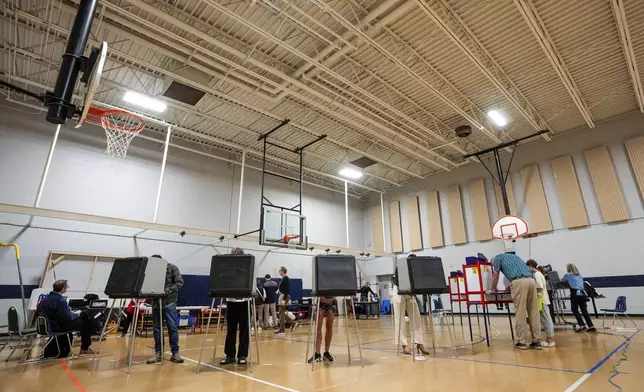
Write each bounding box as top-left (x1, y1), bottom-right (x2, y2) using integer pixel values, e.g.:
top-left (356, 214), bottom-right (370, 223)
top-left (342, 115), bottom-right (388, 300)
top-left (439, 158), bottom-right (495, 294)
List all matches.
top-left (1, 315), bottom-right (641, 392)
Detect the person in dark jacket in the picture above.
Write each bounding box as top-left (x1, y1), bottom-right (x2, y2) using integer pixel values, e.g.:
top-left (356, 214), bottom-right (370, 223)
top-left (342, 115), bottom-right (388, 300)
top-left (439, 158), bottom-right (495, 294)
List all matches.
top-left (275, 266), bottom-right (290, 336)
top-left (360, 282), bottom-right (376, 318)
top-left (147, 255), bottom-right (185, 364)
top-left (263, 274), bottom-right (278, 328)
top-left (37, 280), bottom-right (96, 355)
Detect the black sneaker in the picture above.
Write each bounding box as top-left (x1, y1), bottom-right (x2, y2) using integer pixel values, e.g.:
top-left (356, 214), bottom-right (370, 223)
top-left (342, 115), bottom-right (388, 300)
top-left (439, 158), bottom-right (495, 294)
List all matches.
top-left (514, 343), bottom-right (528, 350)
top-left (323, 352), bottom-right (334, 362)
top-left (530, 341), bottom-right (543, 350)
top-left (307, 353), bottom-right (322, 363)
top-left (575, 326), bottom-right (587, 333)
top-left (237, 357), bottom-right (247, 365)
top-left (220, 357), bottom-right (235, 365)
top-left (587, 327), bottom-right (597, 333)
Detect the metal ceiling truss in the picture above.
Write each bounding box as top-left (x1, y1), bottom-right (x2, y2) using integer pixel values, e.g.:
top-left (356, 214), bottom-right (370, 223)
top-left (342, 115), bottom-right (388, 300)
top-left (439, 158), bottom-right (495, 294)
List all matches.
top-left (413, 0), bottom-right (552, 141)
top-left (610, 0), bottom-right (644, 112)
top-left (512, 0), bottom-right (595, 127)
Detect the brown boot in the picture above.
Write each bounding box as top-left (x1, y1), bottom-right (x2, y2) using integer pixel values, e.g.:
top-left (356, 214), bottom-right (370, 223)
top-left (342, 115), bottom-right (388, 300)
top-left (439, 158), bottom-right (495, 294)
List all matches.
top-left (401, 345), bottom-right (411, 355)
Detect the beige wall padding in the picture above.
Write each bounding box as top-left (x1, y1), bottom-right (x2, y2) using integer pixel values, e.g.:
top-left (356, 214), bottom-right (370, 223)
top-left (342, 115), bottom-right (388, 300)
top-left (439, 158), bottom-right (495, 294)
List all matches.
top-left (388, 200), bottom-right (404, 253)
top-left (446, 185), bottom-right (467, 245)
top-left (494, 177), bottom-right (517, 217)
top-left (405, 196), bottom-right (423, 251)
top-left (584, 146), bottom-right (629, 223)
top-left (625, 136), bottom-right (644, 199)
top-left (550, 155), bottom-right (589, 228)
top-left (426, 191), bottom-right (444, 248)
top-left (469, 178), bottom-right (492, 241)
top-left (371, 206), bottom-right (385, 252)
top-left (520, 165), bottom-right (553, 233)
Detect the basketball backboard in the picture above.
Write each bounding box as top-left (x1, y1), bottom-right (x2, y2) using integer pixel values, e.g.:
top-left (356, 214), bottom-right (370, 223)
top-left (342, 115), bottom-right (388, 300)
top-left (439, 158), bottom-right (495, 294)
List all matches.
top-left (491, 215), bottom-right (528, 240)
top-left (260, 206), bottom-right (307, 250)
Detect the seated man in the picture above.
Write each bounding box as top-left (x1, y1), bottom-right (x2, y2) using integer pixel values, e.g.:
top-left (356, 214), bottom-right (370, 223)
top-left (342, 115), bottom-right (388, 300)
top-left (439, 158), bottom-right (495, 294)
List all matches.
top-left (37, 279), bottom-right (97, 355)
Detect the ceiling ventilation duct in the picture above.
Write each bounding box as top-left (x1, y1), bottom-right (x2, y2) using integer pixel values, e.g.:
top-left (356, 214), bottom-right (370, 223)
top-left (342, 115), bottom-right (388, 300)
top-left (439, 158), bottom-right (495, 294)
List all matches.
top-left (162, 66), bottom-right (208, 106)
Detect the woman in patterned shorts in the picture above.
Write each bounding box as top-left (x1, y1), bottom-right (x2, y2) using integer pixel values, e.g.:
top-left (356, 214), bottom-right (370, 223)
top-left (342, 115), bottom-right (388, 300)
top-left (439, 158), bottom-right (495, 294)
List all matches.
top-left (308, 296), bottom-right (337, 363)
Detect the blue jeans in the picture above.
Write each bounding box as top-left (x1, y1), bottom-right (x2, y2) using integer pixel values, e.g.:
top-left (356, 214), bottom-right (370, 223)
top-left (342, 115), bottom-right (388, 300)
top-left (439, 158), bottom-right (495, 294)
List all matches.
top-left (152, 303), bottom-right (179, 354)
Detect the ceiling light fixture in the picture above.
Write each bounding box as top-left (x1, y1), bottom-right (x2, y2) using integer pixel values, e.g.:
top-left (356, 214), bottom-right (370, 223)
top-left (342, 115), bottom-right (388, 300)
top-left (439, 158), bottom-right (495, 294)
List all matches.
top-left (123, 91), bottom-right (167, 113)
top-left (339, 167), bottom-right (363, 179)
top-left (487, 109), bottom-right (508, 127)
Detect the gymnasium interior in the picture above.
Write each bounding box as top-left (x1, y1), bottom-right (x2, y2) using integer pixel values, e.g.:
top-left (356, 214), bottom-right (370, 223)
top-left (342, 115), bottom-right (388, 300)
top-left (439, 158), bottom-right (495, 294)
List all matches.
top-left (1, 0), bottom-right (644, 391)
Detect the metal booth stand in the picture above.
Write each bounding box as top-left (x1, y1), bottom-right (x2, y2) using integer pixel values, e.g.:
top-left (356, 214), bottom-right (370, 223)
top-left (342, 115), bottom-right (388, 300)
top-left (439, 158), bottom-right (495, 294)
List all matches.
top-left (305, 296), bottom-right (363, 370)
top-left (91, 256), bottom-right (168, 374)
top-left (196, 253), bottom-right (260, 374)
top-left (395, 256), bottom-right (457, 361)
top-left (196, 297), bottom-right (260, 374)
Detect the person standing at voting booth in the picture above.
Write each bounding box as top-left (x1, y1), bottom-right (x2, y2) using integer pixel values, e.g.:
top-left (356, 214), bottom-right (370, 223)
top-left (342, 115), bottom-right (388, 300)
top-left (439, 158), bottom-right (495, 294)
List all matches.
top-left (221, 247), bottom-right (252, 365)
top-left (561, 263), bottom-right (596, 333)
top-left (147, 255), bottom-right (185, 364)
top-left (390, 273), bottom-right (429, 356)
top-left (489, 253), bottom-right (542, 350)
top-left (307, 296), bottom-right (337, 363)
top-left (527, 260), bottom-right (556, 347)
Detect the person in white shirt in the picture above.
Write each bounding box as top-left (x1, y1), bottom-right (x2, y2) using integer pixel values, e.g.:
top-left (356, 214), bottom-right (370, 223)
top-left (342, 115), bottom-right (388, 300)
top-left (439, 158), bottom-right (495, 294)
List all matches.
top-left (527, 260), bottom-right (556, 347)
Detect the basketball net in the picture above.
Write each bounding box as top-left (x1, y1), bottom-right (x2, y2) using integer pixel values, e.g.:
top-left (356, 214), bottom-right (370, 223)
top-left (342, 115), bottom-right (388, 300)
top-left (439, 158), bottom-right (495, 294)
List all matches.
top-left (102, 111), bottom-right (145, 157)
top-left (502, 234), bottom-right (515, 252)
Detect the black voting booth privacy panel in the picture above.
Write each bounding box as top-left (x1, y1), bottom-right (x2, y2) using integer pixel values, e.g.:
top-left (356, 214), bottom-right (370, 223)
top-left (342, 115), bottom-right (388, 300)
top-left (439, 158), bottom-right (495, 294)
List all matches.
top-left (396, 256), bottom-right (448, 295)
top-left (312, 254), bottom-right (358, 296)
top-left (209, 254), bottom-right (255, 298)
top-left (104, 257), bottom-right (168, 298)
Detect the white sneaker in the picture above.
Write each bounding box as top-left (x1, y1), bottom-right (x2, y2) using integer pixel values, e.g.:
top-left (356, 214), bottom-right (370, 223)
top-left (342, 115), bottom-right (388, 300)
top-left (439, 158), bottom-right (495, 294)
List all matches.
top-left (543, 342), bottom-right (556, 348)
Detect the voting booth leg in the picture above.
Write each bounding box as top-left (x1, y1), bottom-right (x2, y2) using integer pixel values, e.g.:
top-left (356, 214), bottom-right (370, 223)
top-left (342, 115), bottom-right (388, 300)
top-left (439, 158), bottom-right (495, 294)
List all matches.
top-left (343, 298), bottom-right (351, 363)
top-left (467, 306), bottom-right (474, 342)
top-left (252, 298), bottom-right (260, 365)
top-left (396, 298), bottom-right (404, 357)
top-left (507, 306), bottom-right (514, 340)
top-left (90, 298), bottom-right (116, 372)
top-left (426, 307), bottom-right (436, 356)
top-left (459, 302), bottom-right (463, 326)
top-left (212, 299), bottom-right (222, 365)
top-left (196, 298), bottom-right (216, 374)
top-left (308, 297), bottom-right (320, 371)
top-left (411, 297), bottom-right (417, 362)
top-left (482, 305), bottom-right (490, 347)
top-left (247, 299), bottom-right (257, 374)
top-left (158, 299), bottom-right (165, 363)
top-left (304, 297), bottom-right (316, 365)
top-left (349, 297), bottom-right (363, 368)
top-left (126, 301), bottom-right (142, 374)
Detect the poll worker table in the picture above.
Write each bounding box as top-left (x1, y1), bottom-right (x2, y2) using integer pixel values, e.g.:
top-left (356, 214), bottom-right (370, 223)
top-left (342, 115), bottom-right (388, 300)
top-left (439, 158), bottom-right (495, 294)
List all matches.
top-left (463, 261), bottom-right (515, 346)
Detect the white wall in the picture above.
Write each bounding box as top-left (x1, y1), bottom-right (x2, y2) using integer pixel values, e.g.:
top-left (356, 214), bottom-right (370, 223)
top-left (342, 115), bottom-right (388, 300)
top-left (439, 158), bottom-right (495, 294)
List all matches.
top-left (0, 101), bottom-right (364, 326)
top-left (363, 111), bottom-right (644, 314)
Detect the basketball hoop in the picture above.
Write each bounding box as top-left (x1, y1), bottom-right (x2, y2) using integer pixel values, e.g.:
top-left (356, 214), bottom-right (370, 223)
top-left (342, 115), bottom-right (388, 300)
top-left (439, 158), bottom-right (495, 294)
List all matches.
top-left (86, 107), bottom-right (145, 158)
top-left (491, 215), bottom-right (529, 241)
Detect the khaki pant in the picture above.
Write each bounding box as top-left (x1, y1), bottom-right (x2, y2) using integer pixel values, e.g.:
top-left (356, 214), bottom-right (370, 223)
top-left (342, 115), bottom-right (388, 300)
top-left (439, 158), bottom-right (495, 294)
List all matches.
top-left (263, 303), bottom-right (276, 327)
top-left (510, 278), bottom-right (541, 344)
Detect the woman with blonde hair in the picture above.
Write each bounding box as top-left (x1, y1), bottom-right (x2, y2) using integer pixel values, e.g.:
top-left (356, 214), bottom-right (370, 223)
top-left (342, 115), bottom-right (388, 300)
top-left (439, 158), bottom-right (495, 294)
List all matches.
top-left (561, 263), bottom-right (596, 332)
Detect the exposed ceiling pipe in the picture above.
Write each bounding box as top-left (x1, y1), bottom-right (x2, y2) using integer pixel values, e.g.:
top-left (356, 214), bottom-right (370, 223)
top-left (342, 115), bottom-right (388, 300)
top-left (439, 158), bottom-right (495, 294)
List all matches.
top-left (9, 8), bottom-right (423, 182)
top-left (125, 0), bottom-right (454, 170)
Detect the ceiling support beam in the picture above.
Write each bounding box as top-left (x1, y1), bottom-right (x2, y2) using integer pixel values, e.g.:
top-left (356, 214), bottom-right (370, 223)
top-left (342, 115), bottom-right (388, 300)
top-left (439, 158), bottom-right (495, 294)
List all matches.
top-left (610, 0), bottom-right (644, 112)
top-left (513, 0), bottom-right (595, 127)
top-left (414, 0), bottom-right (552, 141)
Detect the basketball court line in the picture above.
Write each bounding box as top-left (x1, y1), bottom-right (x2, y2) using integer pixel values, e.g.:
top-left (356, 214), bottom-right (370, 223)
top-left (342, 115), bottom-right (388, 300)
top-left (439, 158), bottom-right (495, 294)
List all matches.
top-left (564, 329), bottom-right (640, 392)
top-left (58, 359), bottom-right (87, 392)
top-left (173, 353), bottom-right (301, 392)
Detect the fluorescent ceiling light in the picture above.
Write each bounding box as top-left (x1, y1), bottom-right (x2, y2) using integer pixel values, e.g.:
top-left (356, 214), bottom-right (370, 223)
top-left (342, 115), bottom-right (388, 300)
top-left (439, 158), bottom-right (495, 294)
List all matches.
top-left (487, 109), bottom-right (508, 127)
top-left (123, 91), bottom-right (167, 113)
top-left (339, 167), bottom-right (363, 179)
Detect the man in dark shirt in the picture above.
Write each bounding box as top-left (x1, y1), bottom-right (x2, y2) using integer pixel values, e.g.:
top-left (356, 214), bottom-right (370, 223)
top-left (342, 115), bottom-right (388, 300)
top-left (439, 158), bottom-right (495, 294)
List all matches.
top-left (263, 274), bottom-right (278, 328)
top-left (37, 279), bottom-right (96, 355)
top-left (275, 266), bottom-right (290, 336)
top-left (360, 282), bottom-right (376, 318)
top-left (147, 255), bottom-right (185, 364)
